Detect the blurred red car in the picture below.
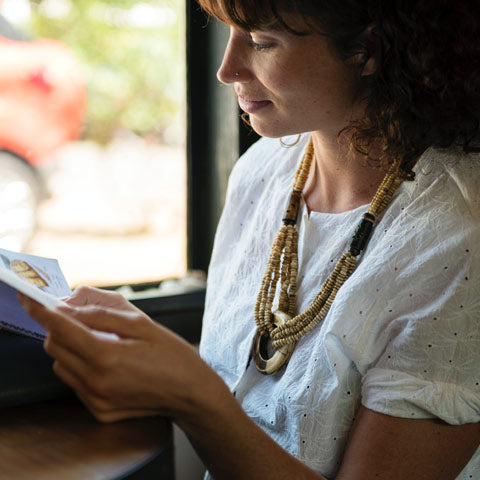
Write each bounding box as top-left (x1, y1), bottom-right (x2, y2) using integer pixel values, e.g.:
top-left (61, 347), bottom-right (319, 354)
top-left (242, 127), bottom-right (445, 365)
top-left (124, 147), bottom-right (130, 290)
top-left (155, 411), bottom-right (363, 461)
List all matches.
top-left (0, 15), bottom-right (86, 251)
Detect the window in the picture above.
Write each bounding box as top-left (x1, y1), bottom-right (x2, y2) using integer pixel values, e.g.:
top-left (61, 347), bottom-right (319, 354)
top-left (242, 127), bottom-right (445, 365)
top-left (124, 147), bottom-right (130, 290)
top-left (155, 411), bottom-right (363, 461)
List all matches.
top-left (0, 0), bottom-right (186, 288)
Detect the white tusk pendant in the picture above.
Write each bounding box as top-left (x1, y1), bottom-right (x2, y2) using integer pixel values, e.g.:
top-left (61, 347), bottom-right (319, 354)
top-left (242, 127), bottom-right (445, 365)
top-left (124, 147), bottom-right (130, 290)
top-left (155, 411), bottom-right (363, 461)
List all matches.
top-left (252, 310), bottom-right (296, 375)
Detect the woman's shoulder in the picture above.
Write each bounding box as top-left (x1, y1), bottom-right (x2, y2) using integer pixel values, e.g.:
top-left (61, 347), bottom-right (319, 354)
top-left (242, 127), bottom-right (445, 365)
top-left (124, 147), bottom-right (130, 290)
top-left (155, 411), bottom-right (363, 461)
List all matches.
top-left (418, 146), bottom-right (480, 187)
top-left (409, 146), bottom-right (480, 217)
top-left (442, 148), bottom-right (480, 209)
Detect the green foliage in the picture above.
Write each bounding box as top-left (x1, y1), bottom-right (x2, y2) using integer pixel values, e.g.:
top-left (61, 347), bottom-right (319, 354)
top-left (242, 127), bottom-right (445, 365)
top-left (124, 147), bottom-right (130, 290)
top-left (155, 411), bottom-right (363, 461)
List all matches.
top-left (28, 0), bottom-right (184, 144)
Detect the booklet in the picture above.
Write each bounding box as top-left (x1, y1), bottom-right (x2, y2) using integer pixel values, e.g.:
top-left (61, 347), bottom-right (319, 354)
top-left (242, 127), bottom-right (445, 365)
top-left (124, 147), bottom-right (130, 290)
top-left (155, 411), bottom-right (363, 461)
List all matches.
top-left (0, 248), bottom-right (71, 340)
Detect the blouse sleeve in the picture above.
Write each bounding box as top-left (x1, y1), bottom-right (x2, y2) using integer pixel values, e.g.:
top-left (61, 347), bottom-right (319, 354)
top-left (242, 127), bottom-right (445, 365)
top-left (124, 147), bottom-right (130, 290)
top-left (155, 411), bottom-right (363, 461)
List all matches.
top-left (361, 204), bottom-right (480, 425)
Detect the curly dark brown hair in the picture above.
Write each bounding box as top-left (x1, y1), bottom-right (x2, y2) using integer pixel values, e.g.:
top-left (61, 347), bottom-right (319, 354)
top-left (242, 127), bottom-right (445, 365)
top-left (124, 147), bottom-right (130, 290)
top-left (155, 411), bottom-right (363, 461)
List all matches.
top-left (197, 0), bottom-right (480, 173)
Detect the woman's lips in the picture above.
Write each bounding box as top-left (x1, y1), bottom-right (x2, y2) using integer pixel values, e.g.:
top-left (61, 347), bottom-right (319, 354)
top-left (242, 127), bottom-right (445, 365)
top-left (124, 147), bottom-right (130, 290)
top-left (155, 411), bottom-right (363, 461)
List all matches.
top-left (237, 94), bottom-right (272, 114)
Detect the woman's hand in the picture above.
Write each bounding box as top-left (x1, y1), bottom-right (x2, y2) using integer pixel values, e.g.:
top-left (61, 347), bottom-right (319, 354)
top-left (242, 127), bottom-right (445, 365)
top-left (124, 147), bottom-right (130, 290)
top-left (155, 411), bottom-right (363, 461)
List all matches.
top-left (18, 289), bottom-right (222, 424)
top-left (64, 285), bottom-right (140, 311)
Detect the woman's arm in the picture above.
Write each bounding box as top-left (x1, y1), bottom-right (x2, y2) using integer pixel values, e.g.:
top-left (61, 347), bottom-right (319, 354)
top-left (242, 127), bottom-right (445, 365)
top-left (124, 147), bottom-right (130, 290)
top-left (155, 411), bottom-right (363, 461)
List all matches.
top-left (19, 292), bottom-right (479, 479)
top-left (337, 406), bottom-right (479, 480)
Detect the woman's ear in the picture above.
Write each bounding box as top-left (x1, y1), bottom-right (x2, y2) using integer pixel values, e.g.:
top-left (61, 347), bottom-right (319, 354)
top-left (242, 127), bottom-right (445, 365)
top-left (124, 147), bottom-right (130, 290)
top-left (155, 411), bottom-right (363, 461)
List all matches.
top-left (356, 25), bottom-right (381, 77)
top-left (361, 50), bottom-right (377, 77)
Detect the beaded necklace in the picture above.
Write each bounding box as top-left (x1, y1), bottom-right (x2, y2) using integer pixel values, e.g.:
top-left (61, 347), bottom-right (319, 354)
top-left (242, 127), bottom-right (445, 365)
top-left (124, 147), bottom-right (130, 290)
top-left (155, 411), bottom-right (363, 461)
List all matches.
top-left (252, 136), bottom-right (404, 375)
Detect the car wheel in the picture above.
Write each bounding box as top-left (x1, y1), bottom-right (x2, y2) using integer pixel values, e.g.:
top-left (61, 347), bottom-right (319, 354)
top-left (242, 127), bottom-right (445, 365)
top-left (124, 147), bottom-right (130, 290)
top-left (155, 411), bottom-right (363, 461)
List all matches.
top-left (0, 151), bottom-right (42, 251)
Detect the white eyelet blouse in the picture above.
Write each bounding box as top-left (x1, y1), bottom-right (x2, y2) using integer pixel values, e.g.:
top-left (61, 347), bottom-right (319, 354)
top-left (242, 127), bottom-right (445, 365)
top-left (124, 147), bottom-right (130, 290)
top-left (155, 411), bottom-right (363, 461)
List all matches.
top-left (200, 135), bottom-right (480, 479)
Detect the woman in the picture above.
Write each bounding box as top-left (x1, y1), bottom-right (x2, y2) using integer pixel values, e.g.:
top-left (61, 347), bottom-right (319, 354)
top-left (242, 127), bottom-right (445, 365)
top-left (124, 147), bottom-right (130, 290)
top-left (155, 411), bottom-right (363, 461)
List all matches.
top-left (19, 0), bottom-right (480, 478)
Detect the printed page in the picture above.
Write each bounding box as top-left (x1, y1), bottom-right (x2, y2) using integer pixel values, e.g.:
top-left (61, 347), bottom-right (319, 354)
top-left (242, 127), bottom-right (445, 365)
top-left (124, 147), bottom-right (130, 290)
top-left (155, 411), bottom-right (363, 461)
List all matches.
top-left (0, 248), bottom-right (71, 340)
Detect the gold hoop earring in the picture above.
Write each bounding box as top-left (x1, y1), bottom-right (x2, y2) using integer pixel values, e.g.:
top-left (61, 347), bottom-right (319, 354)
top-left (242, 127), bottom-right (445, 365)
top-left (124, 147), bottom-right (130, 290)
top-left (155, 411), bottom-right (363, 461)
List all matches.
top-left (240, 112), bottom-right (252, 127)
top-left (280, 134), bottom-right (302, 148)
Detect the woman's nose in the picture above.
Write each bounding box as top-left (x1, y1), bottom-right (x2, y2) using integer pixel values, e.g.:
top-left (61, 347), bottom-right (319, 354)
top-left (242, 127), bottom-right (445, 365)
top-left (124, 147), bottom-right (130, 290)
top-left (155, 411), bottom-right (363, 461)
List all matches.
top-left (217, 28), bottom-right (248, 84)
top-left (217, 60), bottom-right (236, 84)
top-left (217, 61), bottom-right (240, 84)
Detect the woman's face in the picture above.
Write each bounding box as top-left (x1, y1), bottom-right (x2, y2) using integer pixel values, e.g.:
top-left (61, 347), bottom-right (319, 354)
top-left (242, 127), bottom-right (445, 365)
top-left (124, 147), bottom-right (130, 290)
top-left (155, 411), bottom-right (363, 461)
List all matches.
top-left (217, 24), bottom-right (361, 139)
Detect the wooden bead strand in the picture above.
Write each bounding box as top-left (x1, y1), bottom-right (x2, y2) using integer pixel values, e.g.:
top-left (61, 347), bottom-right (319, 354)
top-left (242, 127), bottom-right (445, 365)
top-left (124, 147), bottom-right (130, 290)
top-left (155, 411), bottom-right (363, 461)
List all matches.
top-left (253, 138), bottom-right (314, 338)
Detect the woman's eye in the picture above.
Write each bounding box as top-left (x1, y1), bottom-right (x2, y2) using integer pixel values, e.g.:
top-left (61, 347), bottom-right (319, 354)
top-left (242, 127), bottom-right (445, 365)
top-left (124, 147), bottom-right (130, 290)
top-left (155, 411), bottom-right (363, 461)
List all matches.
top-left (248, 37), bottom-right (273, 51)
top-left (252, 42), bottom-right (272, 51)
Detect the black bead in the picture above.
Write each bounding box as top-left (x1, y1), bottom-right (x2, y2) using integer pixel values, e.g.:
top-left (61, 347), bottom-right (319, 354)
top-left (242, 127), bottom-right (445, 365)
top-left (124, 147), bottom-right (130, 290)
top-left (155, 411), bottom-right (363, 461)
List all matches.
top-left (349, 213), bottom-right (375, 256)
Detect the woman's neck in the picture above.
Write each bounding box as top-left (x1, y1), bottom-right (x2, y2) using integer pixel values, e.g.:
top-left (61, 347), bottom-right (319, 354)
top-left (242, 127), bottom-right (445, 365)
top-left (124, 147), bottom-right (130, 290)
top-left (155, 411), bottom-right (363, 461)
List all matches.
top-left (302, 132), bottom-right (387, 214)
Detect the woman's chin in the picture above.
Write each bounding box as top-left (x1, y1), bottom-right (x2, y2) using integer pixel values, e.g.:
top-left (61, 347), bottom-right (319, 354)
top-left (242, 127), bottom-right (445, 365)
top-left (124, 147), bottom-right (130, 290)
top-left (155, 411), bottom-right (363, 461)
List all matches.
top-left (248, 118), bottom-right (304, 139)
